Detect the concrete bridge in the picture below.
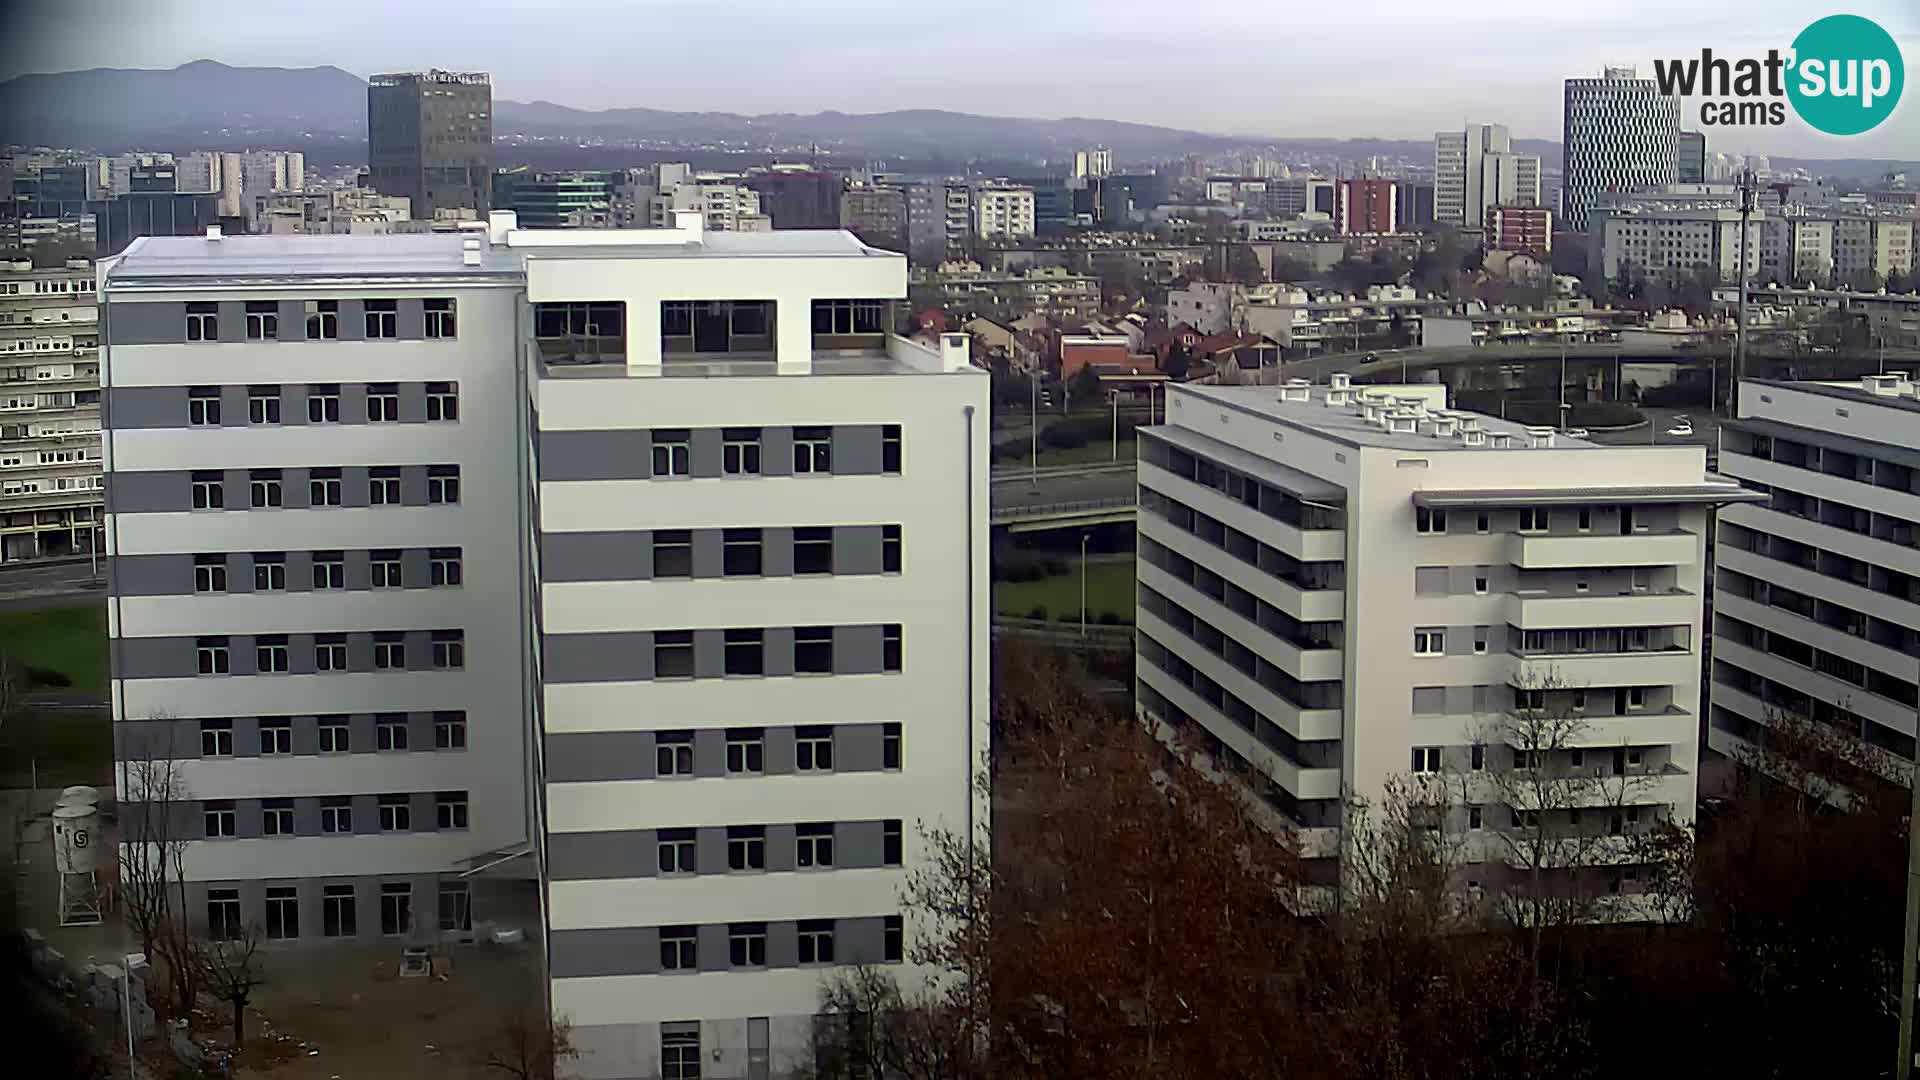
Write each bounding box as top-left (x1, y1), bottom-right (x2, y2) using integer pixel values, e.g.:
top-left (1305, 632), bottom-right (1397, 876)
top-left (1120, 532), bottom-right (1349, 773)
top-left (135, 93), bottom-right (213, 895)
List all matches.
top-left (990, 462), bottom-right (1138, 532)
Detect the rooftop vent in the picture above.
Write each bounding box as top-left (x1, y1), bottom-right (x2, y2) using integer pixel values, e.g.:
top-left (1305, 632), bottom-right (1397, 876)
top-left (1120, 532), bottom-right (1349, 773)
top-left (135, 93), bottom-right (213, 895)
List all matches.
top-left (461, 236), bottom-right (482, 266)
top-left (1326, 388), bottom-right (1352, 408)
top-left (1279, 378), bottom-right (1312, 403)
top-left (1489, 432), bottom-right (1514, 449)
top-left (1387, 409), bottom-right (1420, 434)
top-left (1525, 426), bottom-right (1556, 449)
top-left (1459, 417), bottom-right (1482, 434)
top-left (1395, 395), bottom-right (1428, 417)
top-left (1863, 374), bottom-right (1901, 396)
top-left (1461, 429), bottom-right (1487, 447)
top-left (204, 224), bottom-right (222, 242)
top-left (1432, 416), bottom-right (1459, 437)
top-left (1329, 372), bottom-right (1352, 391)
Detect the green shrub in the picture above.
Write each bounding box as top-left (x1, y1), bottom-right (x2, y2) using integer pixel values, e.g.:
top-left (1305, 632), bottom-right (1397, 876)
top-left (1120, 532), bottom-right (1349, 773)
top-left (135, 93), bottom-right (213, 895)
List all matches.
top-left (1026, 606), bottom-right (1048, 621)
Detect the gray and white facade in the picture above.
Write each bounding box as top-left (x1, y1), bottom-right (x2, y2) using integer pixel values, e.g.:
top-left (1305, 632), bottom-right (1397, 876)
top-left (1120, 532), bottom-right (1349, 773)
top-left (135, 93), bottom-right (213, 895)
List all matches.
top-left (1562, 66), bottom-right (1679, 233)
top-left (1711, 377), bottom-right (1920, 776)
top-left (1, 256), bottom-right (103, 562)
top-left (102, 215), bottom-right (990, 1080)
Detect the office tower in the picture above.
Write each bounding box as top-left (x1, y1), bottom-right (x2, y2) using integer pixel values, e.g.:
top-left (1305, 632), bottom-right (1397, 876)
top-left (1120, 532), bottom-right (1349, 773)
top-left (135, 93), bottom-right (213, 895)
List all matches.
top-left (0, 257), bottom-right (101, 562)
top-left (744, 167), bottom-right (842, 230)
top-left (367, 70), bottom-right (494, 220)
top-left (1136, 378), bottom-right (1756, 907)
top-left (1073, 147), bottom-right (1113, 179)
top-left (1712, 376), bottom-right (1920, 782)
top-left (1336, 178), bottom-right (1397, 235)
top-left (1563, 67), bottom-right (1680, 233)
top-left (175, 153), bottom-right (222, 195)
top-left (95, 190), bottom-right (223, 255)
top-left (1396, 182), bottom-right (1436, 230)
top-left (495, 170), bottom-right (613, 229)
top-left (1434, 123), bottom-right (1542, 229)
top-left (1678, 131), bottom-right (1707, 184)
top-left (100, 214), bottom-right (988, 1078)
top-left (840, 184), bottom-right (909, 252)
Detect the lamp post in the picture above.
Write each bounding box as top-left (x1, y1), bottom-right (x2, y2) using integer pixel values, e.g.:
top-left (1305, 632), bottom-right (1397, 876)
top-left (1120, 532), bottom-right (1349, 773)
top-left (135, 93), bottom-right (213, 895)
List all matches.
top-left (1110, 390), bottom-right (1120, 462)
top-left (1079, 531), bottom-right (1091, 638)
top-left (123, 951), bottom-right (142, 1080)
top-left (1029, 370), bottom-right (1038, 485)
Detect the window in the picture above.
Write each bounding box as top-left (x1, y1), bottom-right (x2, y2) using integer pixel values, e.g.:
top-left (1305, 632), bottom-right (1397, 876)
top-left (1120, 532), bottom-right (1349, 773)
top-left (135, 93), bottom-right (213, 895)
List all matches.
top-left (813, 300), bottom-right (885, 335)
top-left (882, 424), bottom-right (902, 473)
top-left (366, 383), bottom-right (399, 422)
top-left (884, 819), bottom-right (904, 866)
top-left (1474, 574), bottom-right (1489, 595)
top-left (429, 547), bottom-right (462, 586)
top-left (1512, 808), bottom-right (1540, 829)
top-left (794, 528), bottom-right (833, 575)
top-left (1473, 627), bottom-right (1489, 655)
top-left (728, 826), bottom-right (767, 871)
top-left (379, 882), bottom-right (412, 936)
top-left (318, 714), bottom-right (349, 752)
top-left (793, 426), bottom-right (832, 473)
top-left (203, 800), bottom-right (236, 838)
top-left (1471, 744), bottom-right (1485, 771)
top-left (1475, 512), bottom-right (1490, 534)
top-left (723, 529), bottom-right (762, 576)
top-left (427, 465), bottom-right (460, 504)
top-left (439, 882), bottom-right (471, 933)
top-left (247, 385), bottom-right (281, 424)
top-left (249, 469), bottom-right (282, 508)
top-left (259, 716), bottom-right (292, 753)
top-left (322, 883), bottom-right (355, 936)
top-left (656, 731), bottom-right (694, 776)
top-left (304, 383), bottom-right (340, 423)
top-left (185, 302), bottom-right (218, 342)
top-left (651, 429), bottom-right (690, 476)
top-left (188, 386), bottom-right (221, 425)
top-left (796, 626), bottom-right (835, 675)
top-left (312, 551), bottom-right (345, 589)
top-left (729, 923), bottom-right (767, 968)
top-left (194, 554), bottom-right (227, 593)
top-left (432, 630), bottom-right (465, 670)
top-left (207, 888), bottom-right (241, 939)
top-left (1411, 746), bottom-right (1442, 774)
top-left (654, 630), bottom-right (694, 678)
top-left (798, 920), bottom-right (835, 965)
top-left (320, 797), bottom-right (353, 834)
top-left (424, 298), bottom-right (456, 338)
top-left (362, 712), bottom-right (406, 757)
top-left (1469, 806), bottom-right (1484, 831)
top-left (1413, 628), bottom-right (1445, 656)
top-left (1515, 749), bottom-right (1544, 770)
top-left (1624, 628), bottom-right (1651, 652)
top-left (723, 428), bottom-right (761, 475)
top-left (1624, 686), bottom-right (1647, 711)
top-left (724, 629), bottom-right (763, 676)
top-left (883, 723), bottom-right (902, 770)
top-left (661, 1026), bottom-right (701, 1080)
top-left (727, 729), bottom-right (764, 774)
top-left (422, 381), bottom-right (459, 422)
top-left (657, 829), bottom-right (695, 875)
top-left (797, 823), bottom-right (835, 868)
top-left (1415, 506), bottom-right (1447, 534)
top-left (660, 926), bottom-right (697, 971)
top-left (796, 726), bottom-right (834, 771)
top-left (191, 471), bottom-right (224, 510)
top-left (372, 631), bottom-right (406, 670)
top-left (1577, 507), bottom-right (1592, 532)
top-left (370, 550), bottom-right (403, 588)
top-left (305, 300), bottom-right (338, 340)
top-left (196, 636), bottom-right (230, 675)
top-left (884, 915), bottom-right (904, 963)
top-left (1518, 507), bottom-right (1550, 533)
top-left (875, 527), bottom-right (903, 578)
top-left (262, 798), bottom-right (294, 835)
top-left (265, 886), bottom-right (299, 939)
top-left (883, 624), bottom-right (902, 673)
top-left (252, 552), bottom-right (286, 592)
top-left (652, 531), bottom-right (692, 578)
top-left (200, 719), bottom-right (233, 757)
top-left (378, 794), bottom-right (411, 832)
top-left (434, 711), bottom-right (467, 749)
top-left (436, 791), bottom-right (469, 830)
top-left (303, 466), bottom-right (343, 506)
top-left (365, 299), bottom-right (398, 339)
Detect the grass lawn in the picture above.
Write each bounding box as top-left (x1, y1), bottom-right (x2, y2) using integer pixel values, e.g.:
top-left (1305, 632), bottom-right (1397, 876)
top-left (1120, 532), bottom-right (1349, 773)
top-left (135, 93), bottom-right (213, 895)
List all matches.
top-left (994, 556), bottom-right (1136, 623)
top-left (0, 602), bottom-right (109, 692)
top-left (0, 708), bottom-right (113, 788)
top-left (996, 438), bottom-right (1138, 469)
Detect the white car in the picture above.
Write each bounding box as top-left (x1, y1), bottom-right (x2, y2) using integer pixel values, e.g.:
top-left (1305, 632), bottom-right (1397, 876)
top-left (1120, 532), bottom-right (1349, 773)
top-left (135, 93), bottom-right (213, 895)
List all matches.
top-left (1667, 424), bottom-right (1694, 437)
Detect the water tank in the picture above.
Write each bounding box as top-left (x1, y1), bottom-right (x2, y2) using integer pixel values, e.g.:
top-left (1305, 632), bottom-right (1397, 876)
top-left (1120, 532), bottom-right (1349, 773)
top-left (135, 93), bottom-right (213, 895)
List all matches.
top-left (58, 785), bottom-right (100, 808)
top-left (52, 804), bottom-right (100, 874)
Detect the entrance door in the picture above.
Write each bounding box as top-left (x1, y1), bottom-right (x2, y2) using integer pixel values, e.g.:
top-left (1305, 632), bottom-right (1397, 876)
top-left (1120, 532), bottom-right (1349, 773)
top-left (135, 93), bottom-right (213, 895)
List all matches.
top-left (694, 303), bottom-right (729, 352)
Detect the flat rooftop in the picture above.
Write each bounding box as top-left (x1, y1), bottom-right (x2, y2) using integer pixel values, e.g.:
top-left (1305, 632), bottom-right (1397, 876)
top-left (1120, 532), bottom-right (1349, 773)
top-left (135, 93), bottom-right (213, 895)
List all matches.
top-left (1177, 382), bottom-right (1608, 453)
top-left (1754, 377), bottom-right (1920, 415)
top-left (104, 234), bottom-right (524, 285)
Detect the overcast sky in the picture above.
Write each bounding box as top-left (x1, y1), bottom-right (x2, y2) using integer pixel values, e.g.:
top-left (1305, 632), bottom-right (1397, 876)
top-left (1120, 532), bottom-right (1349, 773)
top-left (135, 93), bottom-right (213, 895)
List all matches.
top-left (5, 0), bottom-right (1916, 158)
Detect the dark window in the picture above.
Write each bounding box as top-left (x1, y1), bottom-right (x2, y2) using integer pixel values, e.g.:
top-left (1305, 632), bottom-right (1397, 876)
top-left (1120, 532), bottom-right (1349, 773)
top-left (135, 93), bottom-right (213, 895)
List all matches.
top-left (882, 525), bottom-right (901, 572)
top-left (651, 429), bottom-right (690, 476)
top-left (432, 630), bottom-right (465, 669)
top-left (306, 383), bottom-right (341, 422)
top-left (308, 467), bottom-right (343, 506)
top-left (797, 919), bottom-right (835, 964)
top-left (373, 633), bottom-right (405, 670)
top-left (191, 471), bottom-right (223, 509)
top-left (654, 630), bottom-right (694, 678)
top-left (795, 626), bottom-right (833, 673)
top-left (185, 302), bottom-right (218, 342)
top-left (265, 886), bottom-right (298, 938)
top-left (246, 385), bottom-right (281, 424)
top-left (724, 628), bottom-right (764, 676)
top-left (430, 547), bottom-right (463, 586)
top-left (366, 383), bottom-right (399, 422)
top-left (882, 424), bottom-right (901, 473)
top-left (248, 469), bottom-right (282, 508)
top-left (378, 795), bottom-right (411, 832)
top-left (193, 553), bottom-right (227, 593)
top-left (203, 801), bottom-right (236, 838)
top-left (305, 300), bottom-right (338, 340)
top-left (369, 466), bottom-right (401, 504)
top-left (427, 465), bottom-right (460, 504)
top-left (723, 528), bottom-right (762, 576)
top-left (797, 823), bottom-right (834, 868)
top-left (657, 828), bottom-right (695, 874)
top-left (251, 552), bottom-right (285, 591)
top-left (370, 549), bottom-right (402, 588)
top-left (435, 791), bottom-right (469, 830)
top-left (883, 723), bottom-right (902, 770)
top-left (207, 888), bottom-right (241, 938)
top-left (653, 530), bottom-right (693, 578)
top-left (727, 825), bottom-right (766, 871)
top-left (318, 715), bottom-right (349, 751)
top-left (796, 725), bottom-right (834, 771)
top-left (434, 711), bottom-right (467, 749)
top-left (883, 624), bottom-right (902, 672)
top-left (312, 550), bottom-right (344, 589)
top-left (794, 528), bottom-right (833, 575)
top-left (199, 718), bottom-right (233, 757)
top-left (794, 426), bottom-right (832, 473)
top-left (729, 922), bottom-right (767, 967)
top-left (722, 428), bottom-right (761, 475)
top-left (660, 926), bottom-right (696, 970)
top-left (656, 731), bottom-right (694, 776)
top-left (726, 728), bottom-right (764, 774)
top-left (884, 915), bottom-right (904, 962)
top-left (426, 381), bottom-right (458, 421)
top-left (245, 301), bottom-right (278, 340)
top-left (365, 299), bottom-right (398, 339)
top-left (322, 884), bottom-right (355, 936)
top-left (379, 882), bottom-right (412, 935)
top-left (196, 636), bottom-right (230, 675)
top-left (424, 298), bottom-right (456, 338)
top-left (883, 819), bottom-right (903, 865)
top-left (187, 386), bottom-right (220, 425)
top-left (258, 716), bottom-right (291, 752)
top-left (262, 798), bottom-right (294, 835)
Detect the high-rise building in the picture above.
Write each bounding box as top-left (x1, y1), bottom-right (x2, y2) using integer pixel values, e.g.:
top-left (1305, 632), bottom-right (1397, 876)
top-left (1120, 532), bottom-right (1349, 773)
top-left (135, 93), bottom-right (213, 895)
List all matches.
top-left (649, 174), bottom-right (769, 232)
top-left (1562, 67), bottom-right (1680, 233)
top-left (367, 70), bottom-right (494, 220)
top-left (943, 181), bottom-right (973, 260)
top-left (1711, 376), bottom-right (1920, 782)
top-left (840, 184), bottom-right (909, 253)
top-left (972, 184), bottom-right (1035, 242)
top-left (0, 257), bottom-right (102, 562)
top-left (1396, 182), bottom-right (1437, 230)
top-left (744, 167), bottom-right (842, 230)
top-left (1136, 377), bottom-right (1757, 909)
top-left (494, 170), bottom-right (613, 229)
top-left (1678, 131), bottom-right (1707, 184)
top-left (100, 216), bottom-right (988, 1076)
top-left (1488, 206), bottom-right (1553, 258)
top-left (1434, 124), bottom-right (1541, 229)
top-left (95, 191), bottom-right (224, 255)
top-left (1336, 178), bottom-right (1398, 235)
top-left (1073, 147), bottom-right (1113, 179)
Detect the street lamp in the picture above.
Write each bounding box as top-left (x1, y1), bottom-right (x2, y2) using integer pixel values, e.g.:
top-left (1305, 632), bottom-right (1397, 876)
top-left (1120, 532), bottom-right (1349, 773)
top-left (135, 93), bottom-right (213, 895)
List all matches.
top-left (1079, 531), bottom-right (1091, 638)
top-left (1029, 370), bottom-right (1039, 485)
top-left (1110, 390), bottom-right (1120, 462)
top-left (123, 951), bottom-right (144, 1080)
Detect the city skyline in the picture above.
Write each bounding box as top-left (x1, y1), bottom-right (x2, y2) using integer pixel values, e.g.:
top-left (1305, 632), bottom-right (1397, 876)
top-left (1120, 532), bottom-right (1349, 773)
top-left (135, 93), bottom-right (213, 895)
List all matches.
top-left (3, 0), bottom-right (1914, 160)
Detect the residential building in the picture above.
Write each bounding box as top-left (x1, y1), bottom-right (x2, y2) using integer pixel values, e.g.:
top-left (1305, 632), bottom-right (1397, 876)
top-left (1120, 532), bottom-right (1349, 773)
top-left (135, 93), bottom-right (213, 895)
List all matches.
top-left (102, 214), bottom-right (988, 1078)
top-left (1336, 178), bottom-right (1398, 235)
top-left (943, 181), bottom-right (972, 260)
top-left (840, 185), bottom-right (908, 253)
top-left (1136, 377), bottom-right (1757, 902)
top-left (898, 182), bottom-right (944, 266)
top-left (651, 175), bottom-right (771, 233)
top-left (1711, 376), bottom-right (1920, 782)
top-left (1265, 178), bottom-right (1336, 219)
top-left (0, 257), bottom-right (101, 561)
top-left (910, 262), bottom-right (1100, 322)
top-left (368, 70), bottom-right (494, 220)
top-left (1760, 207), bottom-right (1914, 286)
top-left (1434, 124), bottom-right (1542, 229)
top-left (1562, 67), bottom-right (1680, 233)
top-left (1678, 131), bottom-right (1707, 184)
top-left (973, 184), bottom-right (1036, 242)
top-left (1590, 184), bottom-right (1763, 284)
top-left (1723, 284), bottom-right (1920, 349)
top-left (1166, 283), bottom-right (1454, 351)
top-left (744, 167), bottom-right (842, 230)
top-left (1489, 206), bottom-right (1553, 259)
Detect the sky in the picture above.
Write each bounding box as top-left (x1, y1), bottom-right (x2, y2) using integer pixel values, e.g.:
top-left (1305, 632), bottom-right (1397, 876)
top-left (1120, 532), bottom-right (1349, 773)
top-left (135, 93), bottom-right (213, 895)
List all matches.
top-left (4, 0), bottom-right (1917, 158)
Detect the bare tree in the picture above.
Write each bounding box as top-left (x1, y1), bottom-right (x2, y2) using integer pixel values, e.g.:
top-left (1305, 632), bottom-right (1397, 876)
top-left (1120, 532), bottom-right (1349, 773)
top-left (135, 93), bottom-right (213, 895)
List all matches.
top-left (117, 720), bottom-right (200, 1017)
top-left (194, 920), bottom-right (264, 1050)
top-left (807, 966), bottom-right (983, 1080)
top-left (475, 990), bottom-right (578, 1080)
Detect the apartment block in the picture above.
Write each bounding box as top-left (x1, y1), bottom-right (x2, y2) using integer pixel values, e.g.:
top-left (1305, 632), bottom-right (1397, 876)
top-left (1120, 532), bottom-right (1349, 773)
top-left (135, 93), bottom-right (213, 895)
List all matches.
top-left (973, 184), bottom-right (1036, 242)
top-left (1590, 184), bottom-right (1764, 284)
top-left (1135, 377), bottom-right (1756, 901)
top-left (102, 214), bottom-right (989, 1080)
top-left (1711, 377), bottom-right (1920, 776)
top-left (1434, 123), bottom-right (1541, 229)
top-left (0, 257), bottom-right (102, 561)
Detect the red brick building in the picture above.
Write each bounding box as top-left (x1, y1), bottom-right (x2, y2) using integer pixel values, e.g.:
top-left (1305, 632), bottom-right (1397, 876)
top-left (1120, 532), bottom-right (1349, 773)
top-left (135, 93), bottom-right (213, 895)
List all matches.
top-left (1488, 205), bottom-right (1553, 258)
top-left (1337, 178), bottom-right (1398, 235)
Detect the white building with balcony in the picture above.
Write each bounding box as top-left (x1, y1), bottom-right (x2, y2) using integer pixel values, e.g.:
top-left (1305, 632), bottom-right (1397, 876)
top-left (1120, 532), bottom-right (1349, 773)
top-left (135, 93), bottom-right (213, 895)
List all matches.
top-left (101, 213), bottom-right (990, 1080)
top-left (1135, 376), bottom-right (1758, 903)
top-left (1711, 377), bottom-right (1920, 779)
top-left (1, 256), bottom-right (103, 561)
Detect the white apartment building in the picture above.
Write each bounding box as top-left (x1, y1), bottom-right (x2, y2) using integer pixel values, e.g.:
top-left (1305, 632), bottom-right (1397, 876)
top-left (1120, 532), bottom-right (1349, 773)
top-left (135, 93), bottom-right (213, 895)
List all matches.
top-left (1136, 377), bottom-right (1756, 903)
top-left (650, 175), bottom-right (771, 232)
top-left (1590, 186), bottom-right (1764, 284)
top-left (1760, 210), bottom-right (1914, 286)
top-left (973, 184), bottom-right (1036, 242)
top-left (102, 215), bottom-right (990, 1080)
top-left (1562, 67), bottom-right (1679, 233)
top-left (0, 257), bottom-right (103, 562)
top-left (1434, 123), bottom-right (1541, 229)
top-left (1711, 377), bottom-right (1920, 777)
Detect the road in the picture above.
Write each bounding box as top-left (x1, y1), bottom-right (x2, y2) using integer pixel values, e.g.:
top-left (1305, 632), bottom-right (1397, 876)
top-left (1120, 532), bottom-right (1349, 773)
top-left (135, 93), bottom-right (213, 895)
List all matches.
top-left (0, 559), bottom-right (106, 612)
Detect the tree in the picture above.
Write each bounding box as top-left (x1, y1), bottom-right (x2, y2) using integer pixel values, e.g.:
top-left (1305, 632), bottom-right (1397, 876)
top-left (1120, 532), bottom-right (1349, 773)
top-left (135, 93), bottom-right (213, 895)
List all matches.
top-left (475, 990), bottom-right (579, 1080)
top-left (118, 722), bottom-right (201, 1018)
top-left (807, 967), bottom-right (983, 1080)
top-left (194, 921), bottom-right (264, 1051)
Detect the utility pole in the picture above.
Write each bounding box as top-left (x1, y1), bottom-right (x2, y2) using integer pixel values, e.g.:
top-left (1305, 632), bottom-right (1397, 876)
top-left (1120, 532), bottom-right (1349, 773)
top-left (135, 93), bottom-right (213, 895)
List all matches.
top-left (1901, 650), bottom-right (1920, 1080)
top-left (1029, 370), bottom-right (1038, 485)
top-left (1734, 169), bottom-right (1755, 421)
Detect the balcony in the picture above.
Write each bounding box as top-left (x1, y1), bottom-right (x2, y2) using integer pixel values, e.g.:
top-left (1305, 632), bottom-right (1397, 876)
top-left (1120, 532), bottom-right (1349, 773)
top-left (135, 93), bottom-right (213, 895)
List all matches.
top-left (1137, 659), bottom-right (1342, 801)
top-left (1139, 462), bottom-right (1345, 562)
top-left (1506, 530), bottom-right (1699, 569)
top-left (1495, 707), bottom-right (1695, 749)
top-left (1509, 648), bottom-right (1698, 689)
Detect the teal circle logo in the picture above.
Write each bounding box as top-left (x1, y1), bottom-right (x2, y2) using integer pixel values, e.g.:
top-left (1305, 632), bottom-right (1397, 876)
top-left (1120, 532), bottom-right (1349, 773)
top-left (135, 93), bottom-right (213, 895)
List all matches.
top-left (1787, 15), bottom-right (1904, 135)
